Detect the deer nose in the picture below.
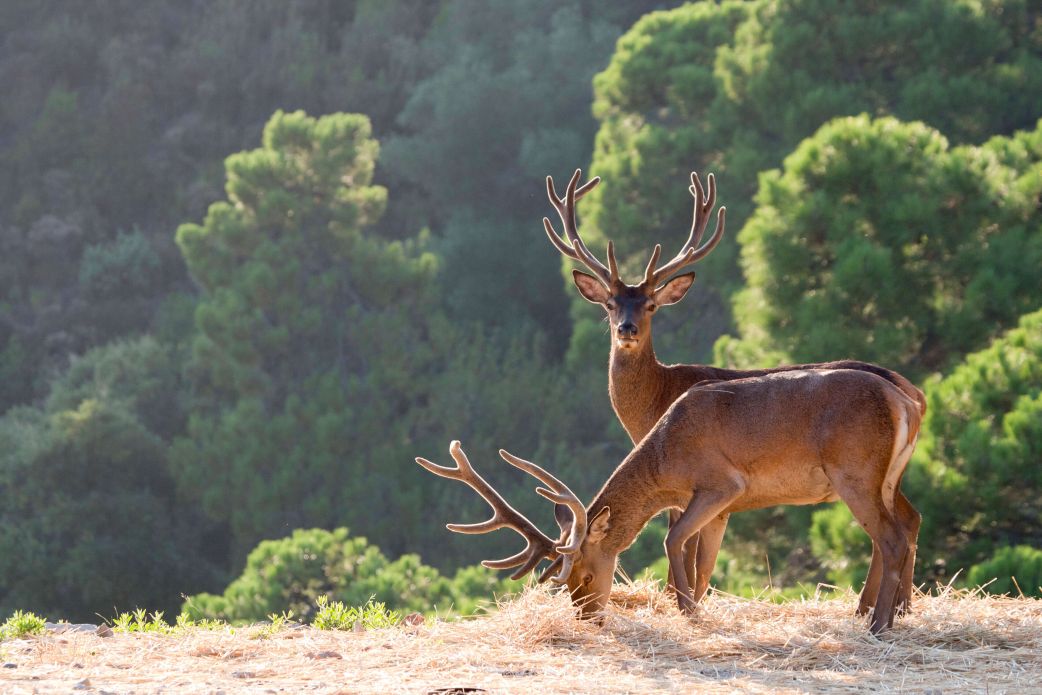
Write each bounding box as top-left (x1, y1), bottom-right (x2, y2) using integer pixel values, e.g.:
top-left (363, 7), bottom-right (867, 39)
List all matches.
top-left (618, 322), bottom-right (638, 338)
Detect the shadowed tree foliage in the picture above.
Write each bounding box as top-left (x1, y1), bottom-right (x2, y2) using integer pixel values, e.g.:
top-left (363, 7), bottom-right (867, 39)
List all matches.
top-left (171, 110), bottom-right (627, 569)
top-left (383, 0), bottom-right (672, 344)
top-left (0, 338), bottom-right (215, 622)
top-left (172, 110), bottom-right (439, 559)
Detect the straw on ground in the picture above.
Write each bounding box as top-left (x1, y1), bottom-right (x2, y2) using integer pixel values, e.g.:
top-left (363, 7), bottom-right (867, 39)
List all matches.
top-left (2, 581), bottom-right (1040, 694)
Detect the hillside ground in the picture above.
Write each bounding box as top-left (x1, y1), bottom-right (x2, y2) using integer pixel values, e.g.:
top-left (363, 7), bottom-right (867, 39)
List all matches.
top-left (2, 582), bottom-right (1040, 694)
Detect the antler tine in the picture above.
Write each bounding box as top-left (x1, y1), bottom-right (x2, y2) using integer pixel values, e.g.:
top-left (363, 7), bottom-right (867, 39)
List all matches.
top-left (642, 244), bottom-right (662, 286)
top-left (689, 170), bottom-right (715, 250)
top-left (544, 169), bottom-right (612, 286)
top-left (415, 441), bottom-right (558, 579)
top-left (499, 449), bottom-right (588, 583)
top-left (648, 171), bottom-right (727, 286)
top-left (607, 241), bottom-right (620, 284)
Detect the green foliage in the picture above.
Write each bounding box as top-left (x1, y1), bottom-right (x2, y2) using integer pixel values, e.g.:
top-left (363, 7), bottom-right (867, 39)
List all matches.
top-left (582, 0), bottom-right (1042, 365)
top-left (0, 336), bottom-right (35, 413)
top-left (0, 610), bottom-right (46, 640)
top-left (312, 595), bottom-right (401, 630)
top-left (574, 0), bottom-right (753, 365)
top-left (181, 528), bottom-right (515, 624)
top-left (79, 229), bottom-right (162, 300)
top-left (46, 336), bottom-right (187, 440)
top-left (172, 110), bottom-right (438, 554)
top-left (110, 609), bottom-right (225, 634)
top-left (0, 337), bottom-right (216, 622)
top-left (808, 307), bottom-right (1042, 586)
top-left (910, 307), bottom-right (1042, 577)
top-left (723, 115), bottom-right (1042, 377)
top-left (969, 546), bottom-right (1042, 598)
top-left (809, 504), bottom-right (872, 589)
top-left (172, 110), bottom-right (626, 569)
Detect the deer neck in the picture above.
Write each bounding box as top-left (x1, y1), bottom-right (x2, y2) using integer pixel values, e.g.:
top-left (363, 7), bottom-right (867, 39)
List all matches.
top-left (608, 335), bottom-right (669, 443)
top-left (587, 450), bottom-right (669, 556)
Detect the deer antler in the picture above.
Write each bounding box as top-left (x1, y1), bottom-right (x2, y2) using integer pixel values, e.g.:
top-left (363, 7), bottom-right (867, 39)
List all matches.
top-left (645, 171), bottom-right (726, 287)
top-left (498, 449), bottom-right (588, 584)
top-left (416, 441), bottom-right (560, 581)
top-left (544, 169), bottom-right (619, 287)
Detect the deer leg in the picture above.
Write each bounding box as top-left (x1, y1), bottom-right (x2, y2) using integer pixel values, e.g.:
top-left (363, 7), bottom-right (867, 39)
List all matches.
top-left (857, 543), bottom-right (883, 617)
top-left (894, 491), bottom-right (921, 616)
top-left (663, 509), bottom-right (702, 596)
top-left (665, 485), bottom-right (743, 615)
top-left (683, 532), bottom-right (700, 594)
top-left (664, 509), bottom-right (701, 596)
top-left (691, 513), bottom-right (729, 603)
top-left (841, 493), bottom-right (908, 634)
top-left (666, 509), bottom-right (680, 591)
top-left (878, 522), bottom-right (909, 633)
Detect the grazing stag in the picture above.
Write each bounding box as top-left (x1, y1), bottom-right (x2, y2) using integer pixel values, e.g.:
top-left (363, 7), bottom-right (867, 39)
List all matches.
top-left (543, 169), bottom-right (925, 616)
top-left (417, 368), bottom-right (922, 634)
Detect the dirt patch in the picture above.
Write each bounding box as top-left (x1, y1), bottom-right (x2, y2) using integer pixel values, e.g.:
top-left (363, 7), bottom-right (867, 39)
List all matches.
top-left (2, 582), bottom-right (1040, 693)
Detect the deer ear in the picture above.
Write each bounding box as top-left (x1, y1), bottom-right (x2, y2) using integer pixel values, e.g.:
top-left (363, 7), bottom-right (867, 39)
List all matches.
top-left (572, 270), bottom-right (611, 304)
top-left (588, 506), bottom-right (611, 544)
top-left (653, 272), bottom-right (695, 306)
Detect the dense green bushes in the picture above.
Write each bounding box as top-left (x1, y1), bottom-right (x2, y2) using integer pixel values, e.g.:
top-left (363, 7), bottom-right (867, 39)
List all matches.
top-left (0, 385), bottom-right (214, 622)
top-left (969, 546), bottom-right (1042, 598)
top-left (811, 308), bottom-right (1042, 588)
top-left (912, 308), bottom-right (1042, 577)
top-left (182, 528), bottom-right (516, 623)
top-left (720, 116), bottom-right (1042, 377)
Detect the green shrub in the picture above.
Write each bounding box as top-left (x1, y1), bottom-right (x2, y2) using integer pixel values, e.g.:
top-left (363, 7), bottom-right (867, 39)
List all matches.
top-left (108, 609), bottom-right (225, 634)
top-left (312, 596), bottom-right (401, 630)
top-left (182, 528), bottom-right (516, 624)
top-left (0, 610), bottom-right (46, 640)
top-left (969, 546), bottom-right (1042, 598)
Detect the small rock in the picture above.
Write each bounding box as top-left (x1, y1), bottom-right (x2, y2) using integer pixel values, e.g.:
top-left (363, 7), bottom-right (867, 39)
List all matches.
top-left (73, 678), bottom-right (91, 690)
top-left (2, 663), bottom-right (16, 669)
top-left (307, 650), bottom-right (342, 660)
top-left (403, 613), bottom-right (425, 627)
top-left (95, 624), bottom-right (113, 638)
top-left (352, 620), bottom-right (364, 633)
top-left (232, 671), bottom-right (255, 679)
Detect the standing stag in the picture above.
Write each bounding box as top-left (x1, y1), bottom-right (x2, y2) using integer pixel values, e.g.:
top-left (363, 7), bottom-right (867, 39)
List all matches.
top-left (417, 366), bottom-right (922, 634)
top-left (543, 169), bottom-right (926, 617)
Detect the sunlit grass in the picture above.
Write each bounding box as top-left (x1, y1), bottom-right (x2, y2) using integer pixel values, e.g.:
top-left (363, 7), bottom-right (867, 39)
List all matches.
top-left (0, 610), bottom-right (46, 640)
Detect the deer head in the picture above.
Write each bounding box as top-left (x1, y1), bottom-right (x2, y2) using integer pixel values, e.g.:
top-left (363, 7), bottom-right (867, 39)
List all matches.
top-left (544, 169), bottom-right (725, 352)
top-left (416, 441), bottom-right (615, 616)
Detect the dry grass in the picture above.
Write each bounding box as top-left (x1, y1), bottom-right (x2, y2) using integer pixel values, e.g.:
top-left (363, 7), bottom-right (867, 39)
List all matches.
top-left (3, 581), bottom-right (1041, 694)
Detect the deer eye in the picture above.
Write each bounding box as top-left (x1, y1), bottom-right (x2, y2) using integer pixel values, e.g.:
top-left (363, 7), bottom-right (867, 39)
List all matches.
top-left (582, 573), bottom-right (594, 585)
top-left (605, 300), bottom-right (617, 311)
top-left (646, 303), bottom-right (657, 313)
